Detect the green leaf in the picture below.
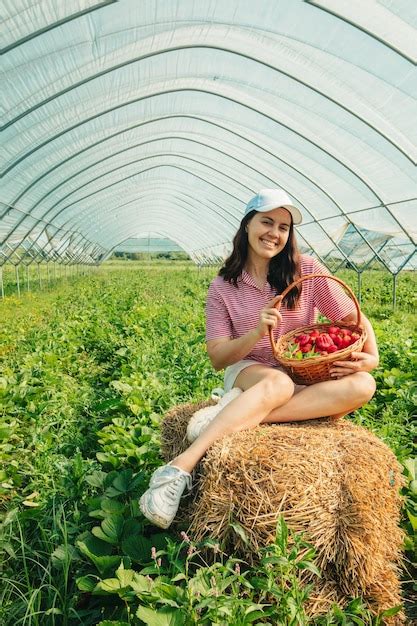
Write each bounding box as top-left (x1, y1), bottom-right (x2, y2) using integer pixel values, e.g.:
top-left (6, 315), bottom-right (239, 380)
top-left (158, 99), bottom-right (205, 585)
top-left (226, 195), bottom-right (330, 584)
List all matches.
top-left (150, 532), bottom-right (170, 551)
top-left (77, 533), bottom-right (113, 556)
top-left (122, 517), bottom-right (142, 538)
top-left (407, 509), bottom-right (417, 532)
top-left (136, 606), bottom-right (184, 626)
top-left (97, 619), bottom-right (129, 626)
top-left (51, 543), bottom-right (80, 568)
top-left (86, 554), bottom-right (121, 577)
top-left (243, 609), bottom-right (267, 623)
top-left (332, 605), bottom-right (347, 623)
top-left (101, 498), bottom-right (126, 514)
top-left (129, 573), bottom-right (154, 593)
top-left (116, 563), bottom-right (136, 587)
top-left (105, 469), bottom-right (134, 496)
top-left (188, 573), bottom-right (212, 596)
top-left (229, 521), bottom-right (250, 545)
top-left (275, 516), bottom-right (288, 547)
top-left (97, 452), bottom-right (120, 468)
top-left (345, 597), bottom-right (364, 613)
top-left (171, 573), bottom-right (187, 582)
top-left (94, 578), bottom-right (125, 595)
top-left (85, 470), bottom-right (108, 488)
top-left (403, 458), bottom-right (417, 480)
top-left (76, 575), bottom-right (98, 592)
top-left (0, 426), bottom-right (14, 440)
top-left (122, 533), bottom-right (153, 562)
top-left (380, 605), bottom-right (402, 618)
top-left (297, 560), bottom-right (321, 577)
top-left (89, 509), bottom-right (107, 520)
top-left (262, 556), bottom-right (288, 566)
top-left (92, 514), bottom-right (124, 545)
top-left (76, 534), bottom-right (121, 576)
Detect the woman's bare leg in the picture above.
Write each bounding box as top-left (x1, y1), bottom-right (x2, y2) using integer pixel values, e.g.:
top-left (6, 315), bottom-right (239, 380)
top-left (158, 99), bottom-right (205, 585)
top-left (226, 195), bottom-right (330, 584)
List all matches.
top-left (171, 365), bottom-right (294, 473)
top-left (261, 371), bottom-right (376, 424)
top-left (171, 368), bottom-right (375, 474)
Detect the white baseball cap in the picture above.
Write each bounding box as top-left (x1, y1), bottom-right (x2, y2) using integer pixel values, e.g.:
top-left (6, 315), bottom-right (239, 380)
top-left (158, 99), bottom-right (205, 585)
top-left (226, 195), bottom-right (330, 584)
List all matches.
top-left (245, 188), bottom-right (302, 225)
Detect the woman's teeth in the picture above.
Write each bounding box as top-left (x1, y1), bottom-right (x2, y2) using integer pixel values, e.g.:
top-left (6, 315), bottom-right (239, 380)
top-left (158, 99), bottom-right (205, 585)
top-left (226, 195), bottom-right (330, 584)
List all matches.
top-left (260, 239), bottom-right (276, 248)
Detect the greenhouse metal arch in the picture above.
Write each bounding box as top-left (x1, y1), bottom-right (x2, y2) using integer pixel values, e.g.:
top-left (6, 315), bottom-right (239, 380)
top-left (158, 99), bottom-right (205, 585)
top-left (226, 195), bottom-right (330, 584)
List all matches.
top-left (1, 0), bottom-right (416, 303)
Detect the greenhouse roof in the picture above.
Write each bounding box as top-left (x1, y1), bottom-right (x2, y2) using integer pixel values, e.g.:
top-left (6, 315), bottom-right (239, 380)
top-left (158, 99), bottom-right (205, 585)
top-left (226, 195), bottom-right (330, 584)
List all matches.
top-left (115, 235), bottom-right (182, 253)
top-left (1, 0), bottom-right (416, 271)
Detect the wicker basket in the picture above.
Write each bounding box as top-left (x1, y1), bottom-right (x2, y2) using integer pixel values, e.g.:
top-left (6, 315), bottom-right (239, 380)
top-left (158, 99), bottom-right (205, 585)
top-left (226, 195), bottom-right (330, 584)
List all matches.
top-left (268, 273), bottom-right (367, 385)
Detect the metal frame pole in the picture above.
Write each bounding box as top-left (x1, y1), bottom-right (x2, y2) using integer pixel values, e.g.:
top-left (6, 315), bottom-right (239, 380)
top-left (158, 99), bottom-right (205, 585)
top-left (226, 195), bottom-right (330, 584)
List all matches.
top-left (15, 265), bottom-right (21, 296)
top-left (392, 273), bottom-right (397, 311)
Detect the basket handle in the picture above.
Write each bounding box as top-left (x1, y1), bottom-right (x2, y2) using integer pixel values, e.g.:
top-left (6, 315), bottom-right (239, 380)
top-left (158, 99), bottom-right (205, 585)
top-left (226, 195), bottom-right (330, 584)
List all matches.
top-left (268, 273), bottom-right (362, 357)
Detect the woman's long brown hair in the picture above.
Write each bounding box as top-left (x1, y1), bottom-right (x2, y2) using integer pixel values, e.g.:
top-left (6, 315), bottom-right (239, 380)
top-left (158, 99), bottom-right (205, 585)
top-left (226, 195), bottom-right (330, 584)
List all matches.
top-left (218, 210), bottom-right (302, 309)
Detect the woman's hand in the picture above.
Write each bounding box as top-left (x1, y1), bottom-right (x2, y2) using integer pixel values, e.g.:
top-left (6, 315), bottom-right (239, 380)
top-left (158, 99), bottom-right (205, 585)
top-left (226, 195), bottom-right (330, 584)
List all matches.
top-left (330, 351), bottom-right (379, 378)
top-left (255, 295), bottom-right (283, 338)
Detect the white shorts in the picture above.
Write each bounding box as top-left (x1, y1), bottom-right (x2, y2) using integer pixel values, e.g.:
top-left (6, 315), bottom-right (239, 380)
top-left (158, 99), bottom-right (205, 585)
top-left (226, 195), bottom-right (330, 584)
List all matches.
top-left (224, 359), bottom-right (285, 392)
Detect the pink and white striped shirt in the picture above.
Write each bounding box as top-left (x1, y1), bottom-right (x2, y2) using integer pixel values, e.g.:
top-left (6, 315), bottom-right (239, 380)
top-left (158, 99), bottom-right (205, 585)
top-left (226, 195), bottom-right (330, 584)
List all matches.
top-left (205, 255), bottom-right (356, 367)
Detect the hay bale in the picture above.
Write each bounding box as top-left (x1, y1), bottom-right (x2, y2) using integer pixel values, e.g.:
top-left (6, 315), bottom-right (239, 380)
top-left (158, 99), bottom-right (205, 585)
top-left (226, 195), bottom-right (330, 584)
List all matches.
top-left (160, 399), bottom-right (215, 461)
top-left (160, 402), bottom-right (405, 622)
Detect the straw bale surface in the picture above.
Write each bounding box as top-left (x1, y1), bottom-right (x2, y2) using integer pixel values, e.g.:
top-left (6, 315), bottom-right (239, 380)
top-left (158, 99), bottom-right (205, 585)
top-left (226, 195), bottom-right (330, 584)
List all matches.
top-left (161, 399), bottom-right (215, 461)
top-left (161, 402), bottom-right (406, 622)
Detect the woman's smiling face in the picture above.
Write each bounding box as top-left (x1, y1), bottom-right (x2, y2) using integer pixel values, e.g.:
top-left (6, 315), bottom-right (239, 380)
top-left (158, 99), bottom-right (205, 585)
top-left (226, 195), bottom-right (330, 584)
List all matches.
top-left (246, 207), bottom-right (292, 260)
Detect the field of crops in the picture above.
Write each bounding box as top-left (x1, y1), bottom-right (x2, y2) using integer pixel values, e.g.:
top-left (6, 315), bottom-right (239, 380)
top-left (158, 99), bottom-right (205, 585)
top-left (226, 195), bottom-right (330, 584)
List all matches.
top-left (1, 263), bottom-right (416, 625)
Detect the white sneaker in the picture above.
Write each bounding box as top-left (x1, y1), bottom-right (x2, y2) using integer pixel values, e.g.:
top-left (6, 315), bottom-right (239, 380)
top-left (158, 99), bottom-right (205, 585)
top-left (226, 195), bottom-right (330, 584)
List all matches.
top-left (186, 404), bottom-right (221, 443)
top-left (186, 388), bottom-right (243, 443)
top-left (139, 464), bottom-right (192, 529)
top-left (211, 387), bottom-right (225, 401)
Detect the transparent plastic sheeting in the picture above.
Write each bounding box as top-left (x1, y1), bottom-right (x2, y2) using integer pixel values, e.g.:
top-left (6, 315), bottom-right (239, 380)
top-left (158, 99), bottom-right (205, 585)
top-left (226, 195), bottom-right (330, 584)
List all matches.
top-left (1, 0), bottom-right (416, 272)
top-left (115, 236), bottom-right (182, 253)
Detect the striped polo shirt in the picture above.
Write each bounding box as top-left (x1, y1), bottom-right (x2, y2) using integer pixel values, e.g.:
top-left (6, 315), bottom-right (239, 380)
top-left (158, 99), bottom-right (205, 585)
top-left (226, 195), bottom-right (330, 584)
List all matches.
top-left (205, 255), bottom-right (356, 367)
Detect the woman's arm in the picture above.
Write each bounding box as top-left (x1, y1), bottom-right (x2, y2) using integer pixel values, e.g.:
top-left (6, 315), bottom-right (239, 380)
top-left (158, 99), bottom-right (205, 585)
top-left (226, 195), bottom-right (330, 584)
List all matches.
top-left (207, 294), bottom-right (282, 370)
top-left (207, 331), bottom-right (263, 370)
top-left (329, 312), bottom-right (379, 377)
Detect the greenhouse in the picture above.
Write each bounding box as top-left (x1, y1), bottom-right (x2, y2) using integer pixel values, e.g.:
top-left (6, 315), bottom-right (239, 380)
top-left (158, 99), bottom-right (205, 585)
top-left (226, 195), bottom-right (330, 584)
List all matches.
top-left (1, 0), bottom-right (416, 297)
top-left (1, 2), bottom-right (417, 625)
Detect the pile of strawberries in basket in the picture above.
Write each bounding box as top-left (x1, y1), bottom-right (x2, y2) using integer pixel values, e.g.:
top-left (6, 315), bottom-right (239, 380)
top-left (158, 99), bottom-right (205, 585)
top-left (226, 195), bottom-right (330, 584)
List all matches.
top-left (283, 326), bottom-right (361, 360)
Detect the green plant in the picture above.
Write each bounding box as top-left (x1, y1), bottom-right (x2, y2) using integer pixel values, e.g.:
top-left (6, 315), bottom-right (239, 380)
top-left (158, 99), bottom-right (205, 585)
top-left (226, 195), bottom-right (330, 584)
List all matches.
top-left (1, 265), bottom-right (415, 624)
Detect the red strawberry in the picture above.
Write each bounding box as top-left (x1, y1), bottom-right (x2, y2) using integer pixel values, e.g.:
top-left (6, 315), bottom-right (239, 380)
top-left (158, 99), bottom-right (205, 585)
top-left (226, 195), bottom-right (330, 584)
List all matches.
top-left (351, 332), bottom-right (360, 341)
top-left (333, 335), bottom-right (343, 348)
top-left (301, 343), bottom-right (312, 353)
top-left (341, 336), bottom-right (352, 348)
top-left (315, 333), bottom-right (335, 351)
top-left (328, 326), bottom-right (340, 335)
top-left (342, 328), bottom-right (352, 336)
top-left (309, 329), bottom-right (320, 338)
top-left (327, 345), bottom-right (338, 353)
top-left (298, 334), bottom-right (311, 347)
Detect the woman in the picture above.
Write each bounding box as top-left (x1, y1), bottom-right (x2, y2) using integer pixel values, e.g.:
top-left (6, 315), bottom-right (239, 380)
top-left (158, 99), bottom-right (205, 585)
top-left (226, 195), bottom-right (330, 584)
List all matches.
top-left (140, 188), bottom-right (379, 529)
